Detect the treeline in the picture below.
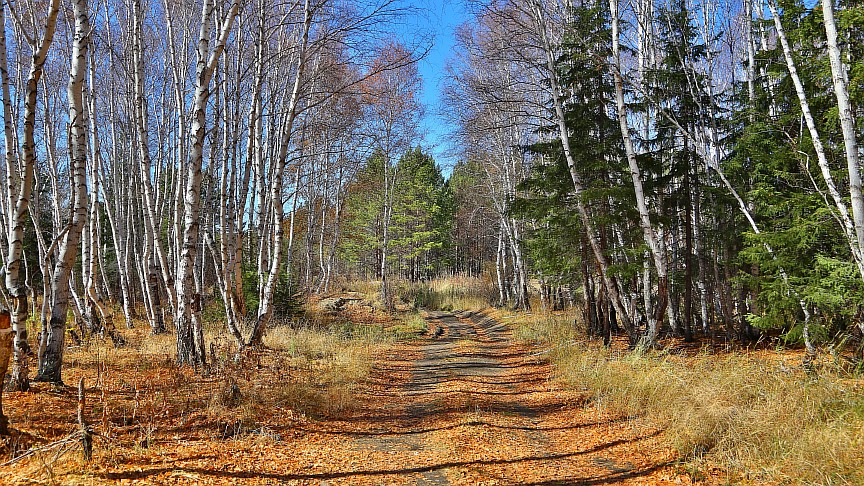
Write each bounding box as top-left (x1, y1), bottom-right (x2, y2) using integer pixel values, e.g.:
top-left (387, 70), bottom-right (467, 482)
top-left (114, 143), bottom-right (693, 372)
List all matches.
top-left (444, 0), bottom-right (864, 353)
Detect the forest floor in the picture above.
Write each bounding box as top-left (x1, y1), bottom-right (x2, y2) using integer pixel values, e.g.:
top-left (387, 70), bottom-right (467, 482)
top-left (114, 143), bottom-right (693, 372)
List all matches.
top-left (0, 307), bottom-right (694, 485)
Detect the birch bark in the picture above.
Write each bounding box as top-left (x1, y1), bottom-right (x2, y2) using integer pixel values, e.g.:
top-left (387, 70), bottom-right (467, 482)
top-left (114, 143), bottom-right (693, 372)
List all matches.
top-left (135, 0), bottom-right (176, 332)
top-left (36, 0), bottom-right (91, 384)
top-left (767, 0), bottom-right (864, 276)
top-left (4, 0), bottom-right (61, 391)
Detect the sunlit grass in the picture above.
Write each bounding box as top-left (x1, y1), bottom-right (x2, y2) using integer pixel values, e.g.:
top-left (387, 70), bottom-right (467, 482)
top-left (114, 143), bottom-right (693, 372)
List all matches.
top-left (508, 311), bottom-right (864, 484)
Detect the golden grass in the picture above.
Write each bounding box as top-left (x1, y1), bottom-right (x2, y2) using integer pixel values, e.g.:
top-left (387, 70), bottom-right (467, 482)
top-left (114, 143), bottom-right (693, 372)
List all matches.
top-left (211, 319), bottom-right (387, 419)
top-left (341, 279), bottom-right (382, 304)
top-left (394, 275), bottom-right (494, 311)
top-left (341, 275), bottom-right (495, 311)
top-left (508, 311), bottom-right (864, 484)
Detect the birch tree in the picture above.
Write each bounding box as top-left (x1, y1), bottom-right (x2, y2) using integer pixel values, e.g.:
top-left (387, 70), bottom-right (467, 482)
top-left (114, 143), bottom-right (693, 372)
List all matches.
top-left (822, 0), bottom-right (864, 335)
top-left (175, 0), bottom-right (239, 366)
top-left (767, 0), bottom-right (864, 276)
top-left (3, 0), bottom-right (61, 391)
top-left (607, 0), bottom-right (668, 344)
top-left (35, 0), bottom-right (92, 384)
top-left (523, 0), bottom-right (638, 337)
top-left (247, 0), bottom-right (312, 347)
top-left (359, 43), bottom-right (422, 310)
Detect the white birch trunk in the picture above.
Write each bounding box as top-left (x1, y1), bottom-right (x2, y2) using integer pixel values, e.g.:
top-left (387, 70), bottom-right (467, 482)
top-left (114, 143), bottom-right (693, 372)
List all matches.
top-left (768, 0), bottom-right (864, 277)
top-left (822, 0), bottom-right (864, 336)
top-left (4, 0), bottom-right (61, 391)
top-left (248, 0), bottom-right (312, 346)
top-left (285, 168), bottom-right (301, 286)
top-left (609, 0), bottom-right (668, 345)
top-left (36, 0), bottom-right (90, 384)
top-left (0, 4), bottom-right (16, 236)
top-left (175, 0), bottom-right (239, 365)
top-left (135, 0), bottom-right (177, 329)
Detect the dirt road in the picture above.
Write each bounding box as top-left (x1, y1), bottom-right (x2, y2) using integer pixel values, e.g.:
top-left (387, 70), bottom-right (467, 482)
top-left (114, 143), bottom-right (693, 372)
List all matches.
top-left (83, 311), bottom-right (683, 485)
top-left (301, 311), bottom-right (681, 485)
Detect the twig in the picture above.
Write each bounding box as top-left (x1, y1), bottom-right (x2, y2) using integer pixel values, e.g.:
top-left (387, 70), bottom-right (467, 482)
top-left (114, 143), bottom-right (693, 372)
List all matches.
top-left (0, 432), bottom-right (83, 468)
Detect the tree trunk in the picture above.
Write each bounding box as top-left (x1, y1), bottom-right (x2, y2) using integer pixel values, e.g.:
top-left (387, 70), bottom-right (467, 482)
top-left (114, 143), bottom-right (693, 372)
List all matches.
top-left (0, 312), bottom-right (13, 434)
top-left (822, 0), bottom-right (864, 335)
top-left (4, 0), bottom-right (62, 391)
top-left (175, 0), bottom-right (239, 365)
top-left (135, 0), bottom-right (177, 329)
top-left (36, 0), bottom-right (91, 384)
top-left (529, 0), bottom-right (636, 340)
top-left (768, 0), bottom-right (864, 276)
top-left (248, 0), bottom-right (312, 346)
top-left (684, 166), bottom-right (694, 342)
top-left (609, 0), bottom-right (667, 346)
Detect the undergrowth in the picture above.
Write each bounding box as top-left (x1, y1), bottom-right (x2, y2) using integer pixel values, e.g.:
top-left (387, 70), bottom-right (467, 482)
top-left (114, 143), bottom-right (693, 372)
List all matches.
top-left (214, 317), bottom-right (393, 420)
top-left (507, 310), bottom-right (864, 484)
top-left (395, 275), bottom-right (495, 311)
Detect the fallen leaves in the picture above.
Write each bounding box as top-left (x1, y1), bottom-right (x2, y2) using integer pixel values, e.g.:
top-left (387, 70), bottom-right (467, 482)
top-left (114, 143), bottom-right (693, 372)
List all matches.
top-left (0, 309), bottom-right (698, 485)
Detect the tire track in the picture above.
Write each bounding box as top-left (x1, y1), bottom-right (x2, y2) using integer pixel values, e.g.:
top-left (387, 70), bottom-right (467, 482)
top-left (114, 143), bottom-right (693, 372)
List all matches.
top-left (338, 310), bottom-right (676, 485)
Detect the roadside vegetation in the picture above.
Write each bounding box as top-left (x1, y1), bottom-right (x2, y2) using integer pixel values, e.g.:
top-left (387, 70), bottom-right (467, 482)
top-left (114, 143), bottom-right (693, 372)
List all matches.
top-left (506, 308), bottom-right (864, 484)
top-left (380, 276), bottom-right (864, 483)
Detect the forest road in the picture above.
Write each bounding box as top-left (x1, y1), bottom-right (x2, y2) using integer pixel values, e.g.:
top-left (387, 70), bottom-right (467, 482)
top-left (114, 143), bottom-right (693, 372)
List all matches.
top-left (56, 310), bottom-right (683, 485)
top-left (313, 310), bottom-right (681, 485)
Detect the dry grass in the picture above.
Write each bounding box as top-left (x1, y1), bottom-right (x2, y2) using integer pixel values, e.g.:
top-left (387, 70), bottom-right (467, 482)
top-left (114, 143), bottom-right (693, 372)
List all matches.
top-left (209, 318), bottom-right (392, 420)
top-left (388, 312), bottom-right (430, 339)
top-left (341, 279), bottom-right (382, 305)
top-left (507, 309), bottom-right (581, 345)
top-left (396, 275), bottom-right (495, 311)
top-left (341, 275), bottom-right (495, 312)
top-left (507, 311), bottom-right (864, 484)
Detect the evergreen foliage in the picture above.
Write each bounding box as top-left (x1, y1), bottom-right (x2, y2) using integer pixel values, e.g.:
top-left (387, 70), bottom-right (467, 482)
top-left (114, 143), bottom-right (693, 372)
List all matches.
top-left (340, 147), bottom-right (453, 282)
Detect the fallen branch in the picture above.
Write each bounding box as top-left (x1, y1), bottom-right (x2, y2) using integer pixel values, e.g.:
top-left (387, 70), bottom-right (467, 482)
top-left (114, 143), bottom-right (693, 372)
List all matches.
top-left (0, 431), bottom-right (84, 467)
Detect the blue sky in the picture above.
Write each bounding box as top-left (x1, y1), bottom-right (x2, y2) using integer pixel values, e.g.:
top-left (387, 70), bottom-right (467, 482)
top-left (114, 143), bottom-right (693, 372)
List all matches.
top-left (396, 0), bottom-right (470, 173)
